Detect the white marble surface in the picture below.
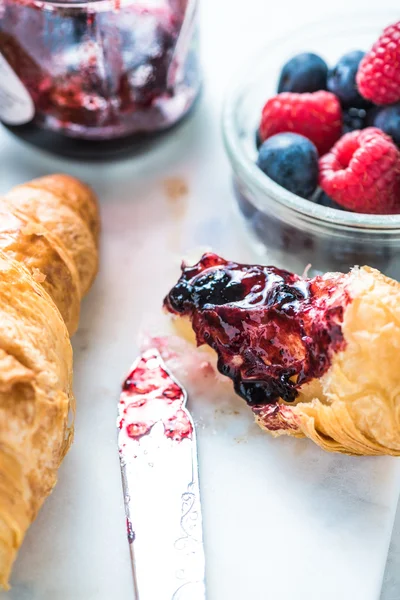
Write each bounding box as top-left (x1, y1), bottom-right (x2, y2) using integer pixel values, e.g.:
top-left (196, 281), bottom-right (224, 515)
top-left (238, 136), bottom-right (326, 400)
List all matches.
top-left (382, 503), bottom-right (400, 600)
top-left (0, 0), bottom-right (400, 598)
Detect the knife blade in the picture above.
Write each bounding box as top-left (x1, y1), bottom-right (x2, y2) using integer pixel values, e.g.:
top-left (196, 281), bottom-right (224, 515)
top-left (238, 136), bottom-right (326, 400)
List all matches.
top-left (117, 348), bottom-right (206, 600)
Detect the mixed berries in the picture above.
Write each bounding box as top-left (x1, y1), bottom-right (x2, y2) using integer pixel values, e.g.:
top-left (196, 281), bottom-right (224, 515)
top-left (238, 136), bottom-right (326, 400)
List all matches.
top-left (255, 19), bottom-right (400, 215)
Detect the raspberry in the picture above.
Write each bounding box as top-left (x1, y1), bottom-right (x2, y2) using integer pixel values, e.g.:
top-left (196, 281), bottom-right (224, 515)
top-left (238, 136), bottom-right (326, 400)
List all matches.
top-left (319, 127), bottom-right (400, 214)
top-left (259, 91), bottom-right (342, 156)
top-left (357, 21), bottom-right (400, 105)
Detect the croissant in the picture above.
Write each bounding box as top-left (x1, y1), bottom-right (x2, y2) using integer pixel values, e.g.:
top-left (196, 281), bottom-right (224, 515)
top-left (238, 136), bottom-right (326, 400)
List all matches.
top-left (0, 174), bottom-right (99, 588)
top-left (164, 252), bottom-right (400, 456)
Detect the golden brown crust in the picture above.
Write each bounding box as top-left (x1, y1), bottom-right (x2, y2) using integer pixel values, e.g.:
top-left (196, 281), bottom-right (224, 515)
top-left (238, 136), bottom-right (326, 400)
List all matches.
top-left (6, 182), bottom-right (98, 297)
top-left (0, 199), bottom-right (81, 335)
top-left (0, 175), bottom-right (99, 588)
top-left (25, 174), bottom-right (100, 243)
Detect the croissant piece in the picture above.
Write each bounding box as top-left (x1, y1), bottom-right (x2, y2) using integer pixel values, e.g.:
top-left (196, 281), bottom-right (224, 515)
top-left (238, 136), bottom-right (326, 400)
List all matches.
top-left (6, 174), bottom-right (98, 301)
top-left (0, 175), bottom-right (99, 588)
top-left (164, 252), bottom-right (400, 456)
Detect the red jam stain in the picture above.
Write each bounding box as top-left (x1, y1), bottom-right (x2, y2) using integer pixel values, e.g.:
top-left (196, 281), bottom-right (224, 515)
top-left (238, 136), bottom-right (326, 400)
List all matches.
top-left (252, 404), bottom-right (301, 431)
top-left (164, 253), bottom-right (351, 407)
top-left (118, 351), bottom-right (192, 443)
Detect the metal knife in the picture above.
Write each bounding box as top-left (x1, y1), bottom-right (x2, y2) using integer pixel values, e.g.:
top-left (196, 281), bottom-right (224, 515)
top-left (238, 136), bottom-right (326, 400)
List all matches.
top-left (117, 348), bottom-right (206, 600)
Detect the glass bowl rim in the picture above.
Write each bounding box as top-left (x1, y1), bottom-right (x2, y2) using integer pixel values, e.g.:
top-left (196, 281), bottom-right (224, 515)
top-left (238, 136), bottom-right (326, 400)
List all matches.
top-left (222, 10), bottom-right (400, 232)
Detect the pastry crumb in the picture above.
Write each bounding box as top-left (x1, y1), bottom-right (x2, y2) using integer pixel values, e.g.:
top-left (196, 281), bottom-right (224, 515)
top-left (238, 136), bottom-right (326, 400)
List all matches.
top-left (215, 407), bottom-right (241, 417)
top-left (234, 436), bottom-right (248, 444)
top-left (22, 223), bottom-right (45, 236)
top-left (32, 268), bottom-right (46, 283)
top-left (163, 177), bottom-right (189, 201)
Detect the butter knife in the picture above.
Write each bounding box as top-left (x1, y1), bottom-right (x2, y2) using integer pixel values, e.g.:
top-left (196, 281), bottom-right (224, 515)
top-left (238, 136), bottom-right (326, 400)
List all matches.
top-left (117, 348), bottom-right (206, 600)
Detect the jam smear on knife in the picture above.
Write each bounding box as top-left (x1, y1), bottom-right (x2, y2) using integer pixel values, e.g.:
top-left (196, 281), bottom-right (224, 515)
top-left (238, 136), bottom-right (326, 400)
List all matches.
top-left (118, 351), bottom-right (192, 443)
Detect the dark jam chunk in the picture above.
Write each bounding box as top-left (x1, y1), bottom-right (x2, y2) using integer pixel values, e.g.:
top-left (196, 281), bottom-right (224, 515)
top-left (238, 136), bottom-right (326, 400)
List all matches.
top-left (164, 253), bottom-right (350, 406)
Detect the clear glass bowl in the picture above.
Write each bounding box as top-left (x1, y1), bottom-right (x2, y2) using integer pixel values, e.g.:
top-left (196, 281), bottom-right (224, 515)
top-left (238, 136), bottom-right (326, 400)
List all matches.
top-left (222, 11), bottom-right (400, 279)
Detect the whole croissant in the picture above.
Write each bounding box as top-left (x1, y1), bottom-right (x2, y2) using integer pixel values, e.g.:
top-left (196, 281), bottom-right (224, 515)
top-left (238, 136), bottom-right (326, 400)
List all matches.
top-left (164, 253), bottom-right (400, 457)
top-left (0, 174), bottom-right (99, 588)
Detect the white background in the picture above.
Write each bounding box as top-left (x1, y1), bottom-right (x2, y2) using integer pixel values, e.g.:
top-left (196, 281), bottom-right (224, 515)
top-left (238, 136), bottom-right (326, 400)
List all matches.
top-left (0, 0), bottom-right (400, 598)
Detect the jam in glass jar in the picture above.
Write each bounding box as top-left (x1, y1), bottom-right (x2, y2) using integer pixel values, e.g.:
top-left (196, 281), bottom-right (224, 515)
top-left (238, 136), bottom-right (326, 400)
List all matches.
top-left (0, 0), bottom-right (201, 158)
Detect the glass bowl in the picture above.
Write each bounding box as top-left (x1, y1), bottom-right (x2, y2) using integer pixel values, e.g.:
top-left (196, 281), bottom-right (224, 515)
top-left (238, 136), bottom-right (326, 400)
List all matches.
top-left (222, 11), bottom-right (400, 279)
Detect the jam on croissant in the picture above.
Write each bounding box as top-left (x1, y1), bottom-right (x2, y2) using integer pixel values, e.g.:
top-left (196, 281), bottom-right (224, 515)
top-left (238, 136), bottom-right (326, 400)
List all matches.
top-left (164, 252), bottom-right (400, 456)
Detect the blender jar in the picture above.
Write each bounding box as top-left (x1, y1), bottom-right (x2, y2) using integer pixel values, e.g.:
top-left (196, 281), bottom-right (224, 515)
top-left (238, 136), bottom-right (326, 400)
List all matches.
top-left (0, 0), bottom-right (201, 157)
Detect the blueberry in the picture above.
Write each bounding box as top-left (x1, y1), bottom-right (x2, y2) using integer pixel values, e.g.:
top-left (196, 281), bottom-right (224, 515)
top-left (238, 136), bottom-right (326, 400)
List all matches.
top-left (257, 133), bottom-right (319, 199)
top-left (192, 270), bottom-right (244, 306)
top-left (167, 280), bottom-right (194, 313)
top-left (327, 50), bottom-right (368, 107)
top-left (367, 104), bottom-right (400, 146)
top-left (313, 189), bottom-right (347, 210)
top-left (277, 52), bottom-right (328, 93)
top-left (343, 106), bottom-right (369, 133)
top-left (267, 283), bottom-right (307, 309)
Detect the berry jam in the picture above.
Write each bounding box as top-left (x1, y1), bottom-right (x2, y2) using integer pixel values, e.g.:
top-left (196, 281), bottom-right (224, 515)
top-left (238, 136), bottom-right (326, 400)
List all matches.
top-left (118, 350), bottom-right (192, 444)
top-left (164, 253), bottom-right (350, 406)
top-left (0, 0), bottom-right (200, 158)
